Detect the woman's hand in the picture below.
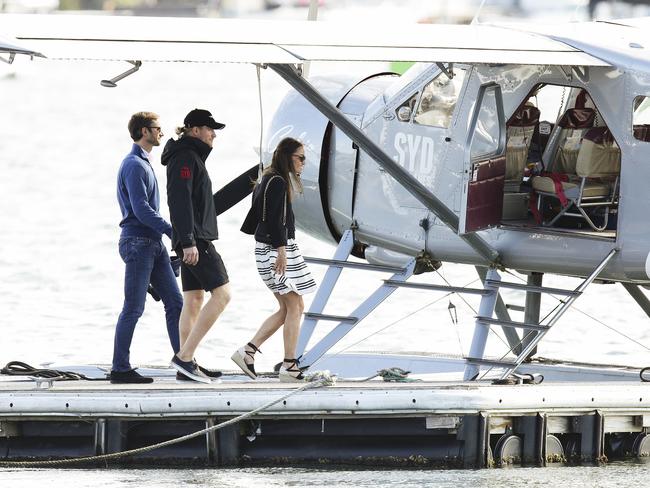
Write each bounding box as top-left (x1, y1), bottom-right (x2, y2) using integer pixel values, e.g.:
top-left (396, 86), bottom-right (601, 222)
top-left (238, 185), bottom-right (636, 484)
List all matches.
top-left (274, 246), bottom-right (287, 275)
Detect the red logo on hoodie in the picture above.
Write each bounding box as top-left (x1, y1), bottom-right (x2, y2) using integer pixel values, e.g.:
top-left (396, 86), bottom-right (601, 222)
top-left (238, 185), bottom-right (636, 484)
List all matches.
top-left (180, 166), bottom-right (191, 179)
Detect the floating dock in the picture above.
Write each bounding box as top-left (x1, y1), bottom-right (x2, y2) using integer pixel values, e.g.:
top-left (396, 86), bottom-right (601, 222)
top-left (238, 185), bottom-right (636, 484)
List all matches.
top-left (1, 366), bottom-right (649, 468)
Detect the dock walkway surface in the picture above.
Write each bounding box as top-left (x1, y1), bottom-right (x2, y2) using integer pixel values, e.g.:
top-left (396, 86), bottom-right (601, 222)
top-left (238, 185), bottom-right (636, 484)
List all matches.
top-left (1, 368), bottom-right (649, 468)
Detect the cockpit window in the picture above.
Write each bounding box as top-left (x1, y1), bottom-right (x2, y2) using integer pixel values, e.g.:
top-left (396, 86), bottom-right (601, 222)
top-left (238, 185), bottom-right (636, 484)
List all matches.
top-left (383, 62), bottom-right (431, 101)
top-left (414, 67), bottom-right (467, 128)
top-left (395, 93), bottom-right (418, 122)
top-left (633, 96), bottom-right (650, 142)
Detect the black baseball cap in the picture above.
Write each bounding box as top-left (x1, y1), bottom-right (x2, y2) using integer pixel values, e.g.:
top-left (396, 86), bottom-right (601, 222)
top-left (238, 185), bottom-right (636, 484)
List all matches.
top-left (183, 108), bottom-right (225, 130)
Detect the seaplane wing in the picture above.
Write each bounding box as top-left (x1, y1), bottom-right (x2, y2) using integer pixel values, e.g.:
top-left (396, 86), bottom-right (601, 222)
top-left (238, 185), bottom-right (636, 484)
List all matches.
top-left (513, 17), bottom-right (650, 71)
top-left (0, 13), bottom-right (611, 66)
top-left (0, 34), bottom-right (43, 58)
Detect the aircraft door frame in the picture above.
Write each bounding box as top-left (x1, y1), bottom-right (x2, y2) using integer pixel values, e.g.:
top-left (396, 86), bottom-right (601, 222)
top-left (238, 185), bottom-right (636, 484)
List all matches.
top-left (459, 82), bottom-right (507, 235)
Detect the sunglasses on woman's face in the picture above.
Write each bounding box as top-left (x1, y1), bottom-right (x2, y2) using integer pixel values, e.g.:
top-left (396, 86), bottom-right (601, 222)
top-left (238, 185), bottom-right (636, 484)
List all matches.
top-left (293, 154), bottom-right (306, 162)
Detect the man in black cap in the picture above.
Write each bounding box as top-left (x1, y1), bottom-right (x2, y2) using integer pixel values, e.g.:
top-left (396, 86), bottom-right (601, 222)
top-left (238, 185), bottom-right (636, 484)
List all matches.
top-left (161, 108), bottom-right (230, 383)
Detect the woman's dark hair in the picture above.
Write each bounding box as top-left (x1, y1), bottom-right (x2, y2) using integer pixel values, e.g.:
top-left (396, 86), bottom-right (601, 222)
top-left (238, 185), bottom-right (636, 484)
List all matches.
top-left (264, 137), bottom-right (304, 201)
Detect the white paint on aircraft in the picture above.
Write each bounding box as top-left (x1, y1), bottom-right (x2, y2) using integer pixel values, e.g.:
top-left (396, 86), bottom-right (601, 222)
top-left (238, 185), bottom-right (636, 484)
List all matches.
top-left (394, 132), bottom-right (435, 174)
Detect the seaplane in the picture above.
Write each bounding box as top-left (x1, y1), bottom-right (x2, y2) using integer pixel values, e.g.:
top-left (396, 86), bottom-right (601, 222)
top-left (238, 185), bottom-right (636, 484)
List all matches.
top-left (1, 11), bottom-right (650, 468)
top-left (1, 11), bottom-right (650, 382)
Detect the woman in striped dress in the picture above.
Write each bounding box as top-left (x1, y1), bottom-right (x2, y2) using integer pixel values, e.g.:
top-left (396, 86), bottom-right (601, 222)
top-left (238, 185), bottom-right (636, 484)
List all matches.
top-left (234, 137), bottom-right (317, 382)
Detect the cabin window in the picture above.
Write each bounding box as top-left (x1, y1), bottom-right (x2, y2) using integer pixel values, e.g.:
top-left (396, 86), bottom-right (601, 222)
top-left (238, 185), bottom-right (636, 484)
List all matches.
top-left (414, 67), bottom-right (467, 128)
top-left (470, 85), bottom-right (502, 160)
top-left (633, 96), bottom-right (650, 142)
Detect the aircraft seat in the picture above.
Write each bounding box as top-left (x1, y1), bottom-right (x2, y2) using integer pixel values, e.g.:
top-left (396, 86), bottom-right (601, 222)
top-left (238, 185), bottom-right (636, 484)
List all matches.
top-left (505, 104), bottom-right (540, 180)
top-left (552, 107), bottom-right (596, 174)
top-left (532, 126), bottom-right (620, 231)
top-left (575, 127), bottom-right (620, 177)
top-left (529, 176), bottom-right (610, 197)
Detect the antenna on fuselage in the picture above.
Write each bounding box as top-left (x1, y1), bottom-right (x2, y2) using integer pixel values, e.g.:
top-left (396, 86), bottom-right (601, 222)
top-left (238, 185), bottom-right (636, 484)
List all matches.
top-left (471, 0), bottom-right (488, 25)
top-left (100, 60), bottom-right (141, 88)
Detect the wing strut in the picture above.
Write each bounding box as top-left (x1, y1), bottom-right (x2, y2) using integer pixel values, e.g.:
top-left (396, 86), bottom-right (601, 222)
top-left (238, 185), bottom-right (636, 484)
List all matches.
top-left (268, 63), bottom-right (500, 266)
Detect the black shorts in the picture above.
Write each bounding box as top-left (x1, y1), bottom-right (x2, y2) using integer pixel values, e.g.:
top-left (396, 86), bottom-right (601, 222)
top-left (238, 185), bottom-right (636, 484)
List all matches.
top-left (176, 240), bottom-right (229, 292)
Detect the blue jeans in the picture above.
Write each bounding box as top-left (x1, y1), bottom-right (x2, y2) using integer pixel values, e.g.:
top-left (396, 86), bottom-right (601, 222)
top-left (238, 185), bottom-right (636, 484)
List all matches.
top-left (112, 237), bottom-right (182, 372)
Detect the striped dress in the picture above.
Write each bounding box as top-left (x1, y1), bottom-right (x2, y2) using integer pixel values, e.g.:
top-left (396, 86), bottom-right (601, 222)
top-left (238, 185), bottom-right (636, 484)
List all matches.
top-left (255, 239), bottom-right (317, 295)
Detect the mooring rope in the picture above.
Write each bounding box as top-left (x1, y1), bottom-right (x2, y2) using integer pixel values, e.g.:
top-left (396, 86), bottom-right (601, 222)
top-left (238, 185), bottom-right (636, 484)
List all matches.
top-left (0, 373), bottom-right (335, 467)
top-left (0, 361), bottom-right (103, 381)
top-left (336, 367), bottom-right (419, 383)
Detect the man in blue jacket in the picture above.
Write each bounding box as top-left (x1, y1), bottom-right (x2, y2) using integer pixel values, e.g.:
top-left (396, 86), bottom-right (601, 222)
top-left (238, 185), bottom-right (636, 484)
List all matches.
top-left (111, 112), bottom-right (183, 384)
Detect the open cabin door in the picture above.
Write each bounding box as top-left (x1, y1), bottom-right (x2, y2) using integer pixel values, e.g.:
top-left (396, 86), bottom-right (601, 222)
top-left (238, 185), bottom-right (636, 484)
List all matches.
top-left (459, 82), bottom-right (506, 234)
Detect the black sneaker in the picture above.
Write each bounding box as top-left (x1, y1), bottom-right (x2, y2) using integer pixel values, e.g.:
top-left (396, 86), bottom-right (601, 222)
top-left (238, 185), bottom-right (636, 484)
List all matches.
top-left (176, 372), bottom-right (193, 381)
top-left (170, 355), bottom-right (211, 384)
top-left (195, 361), bottom-right (223, 379)
top-left (109, 369), bottom-right (153, 384)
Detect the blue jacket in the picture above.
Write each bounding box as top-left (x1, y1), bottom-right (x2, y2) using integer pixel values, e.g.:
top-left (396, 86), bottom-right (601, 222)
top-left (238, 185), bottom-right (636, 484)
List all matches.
top-left (117, 143), bottom-right (172, 240)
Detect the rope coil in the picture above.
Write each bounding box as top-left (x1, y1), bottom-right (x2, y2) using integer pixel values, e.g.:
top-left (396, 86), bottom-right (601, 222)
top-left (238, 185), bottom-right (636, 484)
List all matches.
top-left (0, 361), bottom-right (102, 381)
top-left (350, 367), bottom-right (420, 383)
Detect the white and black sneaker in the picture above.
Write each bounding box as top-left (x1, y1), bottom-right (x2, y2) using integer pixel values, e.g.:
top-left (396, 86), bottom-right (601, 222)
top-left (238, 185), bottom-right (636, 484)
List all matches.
top-left (171, 355), bottom-right (211, 384)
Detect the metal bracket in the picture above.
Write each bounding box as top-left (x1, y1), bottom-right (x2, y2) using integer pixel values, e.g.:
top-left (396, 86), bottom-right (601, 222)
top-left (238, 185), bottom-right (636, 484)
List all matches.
top-left (436, 62), bottom-right (455, 79)
top-left (0, 52), bottom-right (16, 65)
top-left (100, 60), bottom-right (142, 88)
top-left (30, 375), bottom-right (65, 389)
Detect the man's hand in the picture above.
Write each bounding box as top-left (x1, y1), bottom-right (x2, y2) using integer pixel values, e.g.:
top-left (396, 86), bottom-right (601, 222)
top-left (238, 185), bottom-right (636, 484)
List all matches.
top-left (182, 246), bottom-right (199, 266)
top-left (274, 246), bottom-right (287, 275)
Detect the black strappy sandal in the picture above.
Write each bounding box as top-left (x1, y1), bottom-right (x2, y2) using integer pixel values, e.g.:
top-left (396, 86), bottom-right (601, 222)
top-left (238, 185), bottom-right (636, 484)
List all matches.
top-left (279, 358), bottom-right (305, 382)
top-left (231, 342), bottom-right (261, 379)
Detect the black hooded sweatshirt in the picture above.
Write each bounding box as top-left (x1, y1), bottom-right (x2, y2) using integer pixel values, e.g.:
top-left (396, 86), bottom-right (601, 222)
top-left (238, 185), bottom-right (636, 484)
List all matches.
top-left (161, 136), bottom-right (217, 249)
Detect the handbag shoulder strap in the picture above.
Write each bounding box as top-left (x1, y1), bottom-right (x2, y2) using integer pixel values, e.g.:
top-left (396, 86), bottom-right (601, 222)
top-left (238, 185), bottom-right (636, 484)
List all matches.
top-left (261, 175), bottom-right (287, 225)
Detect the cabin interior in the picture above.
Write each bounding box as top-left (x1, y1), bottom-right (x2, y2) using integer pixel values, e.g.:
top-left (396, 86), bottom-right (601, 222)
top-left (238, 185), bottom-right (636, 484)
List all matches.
top-left (500, 84), bottom-right (649, 238)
